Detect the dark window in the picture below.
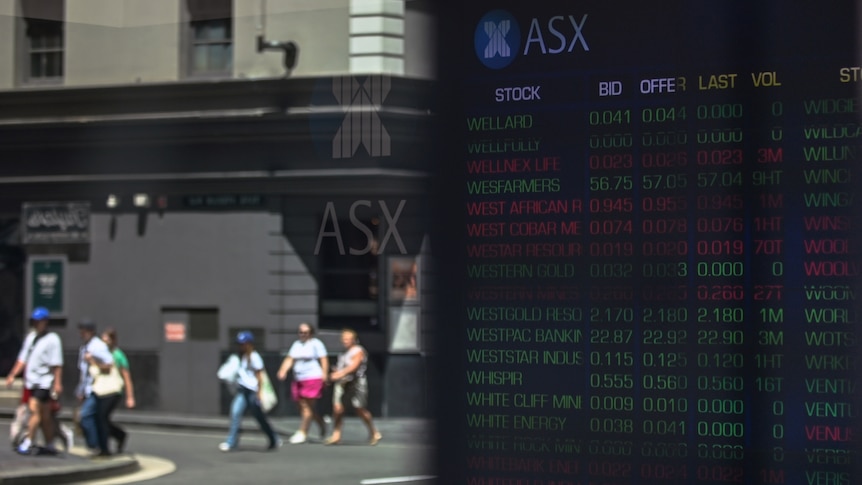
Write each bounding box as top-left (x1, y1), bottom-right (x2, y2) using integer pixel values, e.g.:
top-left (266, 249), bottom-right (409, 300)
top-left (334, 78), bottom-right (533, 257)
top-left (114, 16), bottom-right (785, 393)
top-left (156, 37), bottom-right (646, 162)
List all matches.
top-left (191, 18), bottom-right (232, 74)
top-left (21, 0), bottom-right (65, 83)
top-left (188, 308), bottom-right (219, 341)
top-left (318, 216), bottom-right (380, 330)
top-left (187, 0), bottom-right (232, 76)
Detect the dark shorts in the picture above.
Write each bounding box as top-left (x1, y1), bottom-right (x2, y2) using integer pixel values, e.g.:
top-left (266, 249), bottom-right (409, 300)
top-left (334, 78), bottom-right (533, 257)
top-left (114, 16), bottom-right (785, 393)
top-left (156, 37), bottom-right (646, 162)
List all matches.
top-left (29, 388), bottom-right (51, 403)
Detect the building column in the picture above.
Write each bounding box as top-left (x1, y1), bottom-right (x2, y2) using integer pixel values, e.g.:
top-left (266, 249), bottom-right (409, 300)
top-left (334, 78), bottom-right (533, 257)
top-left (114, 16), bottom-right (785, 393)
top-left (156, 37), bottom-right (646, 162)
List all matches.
top-left (349, 0), bottom-right (404, 74)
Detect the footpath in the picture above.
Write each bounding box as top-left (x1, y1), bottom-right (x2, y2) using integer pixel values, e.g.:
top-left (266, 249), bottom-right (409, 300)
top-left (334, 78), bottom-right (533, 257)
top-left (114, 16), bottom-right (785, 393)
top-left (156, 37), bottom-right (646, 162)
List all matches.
top-left (0, 406), bottom-right (433, 484)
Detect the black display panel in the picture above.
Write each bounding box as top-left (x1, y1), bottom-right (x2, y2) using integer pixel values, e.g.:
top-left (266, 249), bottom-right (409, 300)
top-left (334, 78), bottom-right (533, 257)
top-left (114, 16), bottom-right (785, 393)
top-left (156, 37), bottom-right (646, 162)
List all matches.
top-left (434, 1), bottom-right (861, 484)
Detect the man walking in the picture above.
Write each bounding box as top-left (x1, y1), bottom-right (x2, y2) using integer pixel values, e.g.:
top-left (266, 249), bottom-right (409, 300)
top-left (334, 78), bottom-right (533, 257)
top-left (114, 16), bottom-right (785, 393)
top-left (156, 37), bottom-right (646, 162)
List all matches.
top-left (3, 307), bottom-right (63, 455)
top-left (76, 318), bottom-right (114, 457)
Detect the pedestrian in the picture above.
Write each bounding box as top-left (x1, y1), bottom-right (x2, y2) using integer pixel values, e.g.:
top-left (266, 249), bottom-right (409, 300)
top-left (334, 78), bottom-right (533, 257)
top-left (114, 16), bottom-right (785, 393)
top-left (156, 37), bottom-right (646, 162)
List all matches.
top-left (76, 318), bottom-right (115, 457)
top-left (324, 328), bottom-right (382, 446)
top-left (219, 331), bottom-right (282, 451)
top-left (9, 328), bottom-right (71, 452)
top-left (3, 307), bottom-right (64, 455)
top-left (276, 322), bottom-right (329, 444)
top-left (101, 327), bottom-right (135, 453)
top-left (11, 380), bottom-right (73, 452)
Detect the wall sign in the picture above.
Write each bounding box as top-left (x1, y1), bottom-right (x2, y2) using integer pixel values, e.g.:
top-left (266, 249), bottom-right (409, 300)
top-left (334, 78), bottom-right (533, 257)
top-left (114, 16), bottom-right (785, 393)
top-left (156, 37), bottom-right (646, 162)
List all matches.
top-left (164, 322), bottom-right (187, 343)
top-left (21, 202), bottom-right (90, 244)
top-left (26, 256), bottom-right (67, 317)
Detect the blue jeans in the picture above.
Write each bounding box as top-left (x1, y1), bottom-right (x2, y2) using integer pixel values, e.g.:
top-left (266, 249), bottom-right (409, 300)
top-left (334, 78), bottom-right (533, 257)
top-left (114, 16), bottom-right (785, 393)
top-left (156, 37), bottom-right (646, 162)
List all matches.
top-left (79, 393), bottom-right (111, 453)
top-left (224, 387), bottom-right (278, 449)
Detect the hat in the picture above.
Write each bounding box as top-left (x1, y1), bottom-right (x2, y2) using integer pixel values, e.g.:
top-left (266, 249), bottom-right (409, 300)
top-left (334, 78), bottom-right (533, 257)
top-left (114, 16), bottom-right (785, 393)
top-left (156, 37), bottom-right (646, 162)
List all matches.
top-left (78, 318), bottom-right (97, 332)
top-left (236, 331), bottom-right (254, 344)
top-left (30, 307), bottom-right (50, 321)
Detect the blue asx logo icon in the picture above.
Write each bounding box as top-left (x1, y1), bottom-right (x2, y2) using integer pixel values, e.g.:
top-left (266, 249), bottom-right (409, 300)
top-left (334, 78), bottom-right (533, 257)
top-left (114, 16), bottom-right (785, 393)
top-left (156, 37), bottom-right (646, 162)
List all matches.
top-left (474, 10), bottom-right (520, 69)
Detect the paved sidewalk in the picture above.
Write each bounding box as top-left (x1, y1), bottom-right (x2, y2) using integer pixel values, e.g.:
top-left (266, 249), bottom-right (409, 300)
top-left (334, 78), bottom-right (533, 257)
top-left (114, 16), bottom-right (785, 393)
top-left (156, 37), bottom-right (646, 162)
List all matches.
top-left (0, 407), bottom-right (432, 483)
top-left (0, 445), bottom-right (138, 485)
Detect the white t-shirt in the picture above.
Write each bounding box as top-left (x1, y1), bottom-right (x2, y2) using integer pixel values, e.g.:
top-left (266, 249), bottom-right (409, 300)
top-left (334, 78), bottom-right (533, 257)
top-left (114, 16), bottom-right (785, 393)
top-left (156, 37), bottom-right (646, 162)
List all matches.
top-left (17, 331), bottom-right (63, 390)
top-left (77, 336), bottom-right (114, 397)
top-left (237, 351), bottom-right (265, 392)
top-left (288, 338), bottom-right (327, 381)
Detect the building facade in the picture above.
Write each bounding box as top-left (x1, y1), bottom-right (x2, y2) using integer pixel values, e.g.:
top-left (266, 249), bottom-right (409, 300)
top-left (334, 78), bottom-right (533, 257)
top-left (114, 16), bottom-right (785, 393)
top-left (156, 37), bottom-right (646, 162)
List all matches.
top-left (0, 0), bottom-right (436, 417)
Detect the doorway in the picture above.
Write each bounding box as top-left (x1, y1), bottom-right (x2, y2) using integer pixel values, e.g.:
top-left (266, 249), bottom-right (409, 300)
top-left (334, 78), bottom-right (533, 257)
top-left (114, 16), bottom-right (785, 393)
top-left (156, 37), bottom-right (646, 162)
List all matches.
top-left (158, 307), bottom-right (220, 414)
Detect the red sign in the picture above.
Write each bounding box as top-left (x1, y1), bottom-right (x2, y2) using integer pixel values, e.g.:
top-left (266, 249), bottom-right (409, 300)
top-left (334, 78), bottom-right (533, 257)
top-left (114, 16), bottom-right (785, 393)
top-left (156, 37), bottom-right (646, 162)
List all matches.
top-left (164, 322), bottom-right (186, 342)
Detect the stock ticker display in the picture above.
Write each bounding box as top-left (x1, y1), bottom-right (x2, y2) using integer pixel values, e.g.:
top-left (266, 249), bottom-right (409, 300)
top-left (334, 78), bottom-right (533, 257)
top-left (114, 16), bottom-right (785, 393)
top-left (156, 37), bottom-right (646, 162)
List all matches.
top-left (438, 1), bottom-right (861, 484)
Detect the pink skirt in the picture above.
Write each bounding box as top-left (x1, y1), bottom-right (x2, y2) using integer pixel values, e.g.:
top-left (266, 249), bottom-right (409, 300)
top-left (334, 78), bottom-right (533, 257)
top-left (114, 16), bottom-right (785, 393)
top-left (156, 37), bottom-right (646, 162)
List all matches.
top-left (291, 378), bottom-right (324, 401)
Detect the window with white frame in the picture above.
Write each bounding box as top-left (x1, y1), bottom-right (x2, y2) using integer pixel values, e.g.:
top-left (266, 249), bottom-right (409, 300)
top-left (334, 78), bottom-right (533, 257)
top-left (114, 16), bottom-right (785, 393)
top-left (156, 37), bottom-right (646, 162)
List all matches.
top-left (20, 0), bottom-right (64, 83)
top-left (187, 0), bottom-right (232, 76)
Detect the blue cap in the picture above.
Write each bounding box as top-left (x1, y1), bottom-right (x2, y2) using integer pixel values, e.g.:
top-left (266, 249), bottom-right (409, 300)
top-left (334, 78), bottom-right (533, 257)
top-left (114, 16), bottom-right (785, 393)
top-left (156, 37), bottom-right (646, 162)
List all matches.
top-left (31, 307), bottom-right (50, 321)
top-left (236, 331), bottom-right (254, 344)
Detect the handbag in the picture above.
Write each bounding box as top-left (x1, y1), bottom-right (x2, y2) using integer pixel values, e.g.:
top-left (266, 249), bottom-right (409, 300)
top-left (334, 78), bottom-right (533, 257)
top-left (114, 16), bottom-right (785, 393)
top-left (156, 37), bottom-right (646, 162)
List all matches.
top-left (259, 371), bottom-right (278, 413)
top-left (90, 364), bottom-right (124, 397)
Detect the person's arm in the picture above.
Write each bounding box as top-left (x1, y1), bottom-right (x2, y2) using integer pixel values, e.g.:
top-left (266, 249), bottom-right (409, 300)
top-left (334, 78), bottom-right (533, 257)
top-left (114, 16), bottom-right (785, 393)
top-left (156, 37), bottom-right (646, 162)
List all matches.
top-left (51, 365), bottom-right (62, 396)
top-left (121, 367), bottom-right (136, 408)
top-left (98, 343), bottom-right (114, 370)
top-left (331, 351), bottom-right (362, 381)
top-left (48, 335), bottom-right (63, 396)
top-left (317, 341), bottom-right (330, 383)
top-left (250, 352), bottom-right (266, 401)
top-left (255, 368), bottom-right (266, 401)
top-left (319, 355), bottom-right (330, 383)
top-left (85, 353), bottom-right (113, 373)
top-left (4, 360), bottom-right (25, 387)
top-left (6, 335), bottom-right (33, 387)
top-left (276, 356), bottom-right (294, 381)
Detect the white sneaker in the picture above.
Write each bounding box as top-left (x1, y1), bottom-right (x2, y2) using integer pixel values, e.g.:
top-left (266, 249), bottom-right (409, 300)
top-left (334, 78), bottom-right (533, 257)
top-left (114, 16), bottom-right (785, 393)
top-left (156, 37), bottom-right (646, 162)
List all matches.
top-left (218, 442), bottom-right (234, 452)
top-left (16, 438), bottom-right (32, 455)
top-left (289, 431), bottom-right (307, 444)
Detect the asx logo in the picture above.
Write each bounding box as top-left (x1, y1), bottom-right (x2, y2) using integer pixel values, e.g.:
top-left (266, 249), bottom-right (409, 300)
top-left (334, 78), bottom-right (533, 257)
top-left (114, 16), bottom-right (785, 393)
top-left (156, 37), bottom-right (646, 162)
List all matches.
top-left (332, 76), bottom-right (391, 158)
top-left (474, 9), bottom-right (589, 69)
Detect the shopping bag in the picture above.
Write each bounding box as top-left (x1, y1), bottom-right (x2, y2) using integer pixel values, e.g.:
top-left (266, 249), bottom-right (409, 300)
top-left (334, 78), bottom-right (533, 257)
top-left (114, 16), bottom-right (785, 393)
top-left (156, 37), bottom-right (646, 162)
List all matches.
top-left (90, 364), bottom-right (124, 396)
top-left (260, 372), bottom-right (278, 413)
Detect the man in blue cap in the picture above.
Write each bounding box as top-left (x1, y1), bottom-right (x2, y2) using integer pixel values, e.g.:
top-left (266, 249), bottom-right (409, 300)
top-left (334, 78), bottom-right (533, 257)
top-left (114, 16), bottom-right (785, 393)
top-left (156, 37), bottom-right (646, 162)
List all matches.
top-left (3, 307), bottom-right (64, 455)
